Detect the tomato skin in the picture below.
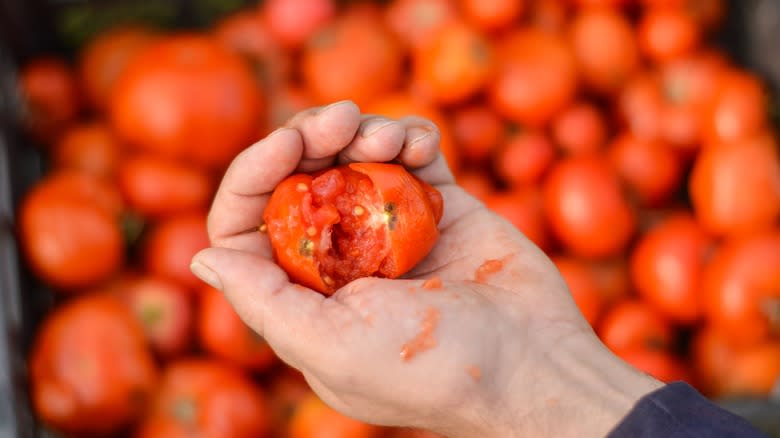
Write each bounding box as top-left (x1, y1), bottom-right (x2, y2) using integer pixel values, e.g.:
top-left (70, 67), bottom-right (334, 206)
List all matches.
top-left (704, 70), bottom-right (767, 144)
top-left (552, 256), bottom-right (605, 326)
top-left (702, 231), bottom-right (780, 347)
top-left (484, 187), bottom-right (550, 251)
top-left (29, 293), bottom-right (157, 435)
top-left (290, 393), bottom-right (380, 438)
top-left (638, 7), bottom-right (700, 63)
top-left (631, 213), bottom-right (712, 324)
top-left (459, 0), bottom-right (524, 32)
top-left (53, 121), bottom-right (122, 179)
top-left (198, 286), bottom-right (277, 372)
top-left (263, 164), bottom-right (442, 295)
top-left (715, 341), bottom-right (780, 398)
top-left (552, 101), bottom-right (607, 156)
top-left (143, 212), bottom-right (211, 291)
top-left (18, 172), bottom-right (124, 290)
top-left (451, 104), bottom-right (505, 164)
top-left (18, 57), bottom-right (81, 143)
top-left (689, 133), bottom-right (780, 236)
top-left (110, 34), bottom-right (262, 169)
top-left (495, 130), bottom-right (555, 187)
top-left (413, 21), bottom-right (495, 104)
top-left (135, 359), bottom-right (270, 438)
top-left (608, 133), bottom-right (683, 206)
top-left (598, 299), bottom-right (674, 353)
top-left (262, 0), bottom-right (335, 49)
top-left (118, 155), bottom-right (213, 218)
top-left (268, 369), bottom-right (311, 438)
top-left (384, 0), bottom-right (458, 51)
top-left (78, 26), bottom-right (159, 110)
top-left (543, 156), bottom-right (636, 259)
top-left (690, 326), bottom-right (735, 396)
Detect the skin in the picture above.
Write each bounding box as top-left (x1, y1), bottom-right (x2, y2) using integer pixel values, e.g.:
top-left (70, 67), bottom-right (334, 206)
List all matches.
top-left (191, 101), bottom-right (663, 437)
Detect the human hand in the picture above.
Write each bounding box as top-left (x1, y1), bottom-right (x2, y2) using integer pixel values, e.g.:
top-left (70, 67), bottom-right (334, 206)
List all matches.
top-left (191, 101), bottom-right (663, 437)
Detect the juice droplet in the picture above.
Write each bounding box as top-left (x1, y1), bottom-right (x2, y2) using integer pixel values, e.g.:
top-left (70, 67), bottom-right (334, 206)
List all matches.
top-left (466, 365), bottom-right (482, 381)
top-left (474, 259), bottom-right (503, 283)
top-left (400, 308), bottom-right (440, 361)
top-left (422, 276), bottom-right (443, 290)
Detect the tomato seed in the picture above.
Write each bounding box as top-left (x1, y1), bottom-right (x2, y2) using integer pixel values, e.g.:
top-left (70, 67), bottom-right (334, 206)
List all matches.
top-left (296, 183), bottom-right (308, 192)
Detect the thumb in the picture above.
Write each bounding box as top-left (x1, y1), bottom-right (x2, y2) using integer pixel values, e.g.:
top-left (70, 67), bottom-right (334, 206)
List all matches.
top-left (190, 247), bottom-right (327, 369)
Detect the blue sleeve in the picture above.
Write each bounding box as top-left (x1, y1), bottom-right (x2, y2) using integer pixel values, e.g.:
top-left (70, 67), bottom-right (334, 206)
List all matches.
top-left (608, 382), bottom-right (768, 438)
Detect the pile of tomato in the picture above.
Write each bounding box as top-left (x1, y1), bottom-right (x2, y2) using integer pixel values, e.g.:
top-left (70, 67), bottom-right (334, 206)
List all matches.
top-left (12, 0), bottom-right (780, 436)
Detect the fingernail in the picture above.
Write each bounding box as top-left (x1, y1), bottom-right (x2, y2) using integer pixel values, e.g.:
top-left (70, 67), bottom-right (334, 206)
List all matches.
top-left (315, 100), bottom-right (353, 115)
top-left (190, 262), bottom-right (223, 291)
top-left (407, 126), bottom-right (433, 145)
top-left (361, 118), bottom-right (395, 137)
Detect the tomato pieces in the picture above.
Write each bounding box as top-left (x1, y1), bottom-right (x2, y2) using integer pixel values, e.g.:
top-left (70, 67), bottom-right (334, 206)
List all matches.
top-left (264, 163), bottom-right (442, 295)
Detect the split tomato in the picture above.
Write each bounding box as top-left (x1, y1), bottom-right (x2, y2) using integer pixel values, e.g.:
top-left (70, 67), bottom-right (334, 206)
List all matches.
top-left (263, 164), bottom-right (443, 295)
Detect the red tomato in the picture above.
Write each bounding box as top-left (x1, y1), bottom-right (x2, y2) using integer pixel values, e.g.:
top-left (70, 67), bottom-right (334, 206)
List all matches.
top-left (263, 164), bottom-right (442, 294)
top-left (18, 171), bottom-right (124, 290)
top-left (494, 130), bottom-right (555, 186)
top-left (598, 299), bottom-right (674, 353)
top-left (302, 11), bottom-right (402, 107)
top-left (690, 325), bottom-right (736, 396)
top-left (704, 69), bottom-right (768, 144)
top-left (455, 170), bottom-right (494, 201)
top-left (118, 155), bottom-right (213, 218)
top-left (630, 213), bottom-right (713, 324)
top-left (689, 133), bottom-right (780, 236)
top-left (543, 156), bottom-right (636, 259)
top-left (617, 72), bottom-right (665, 143)
top-left (616, 348), bottom-right (690, 384)
top-left (638, 7), bottom-right (701, 62)
top-left (383, 0), bottom-right (458, 51)
top-left (198, 286), bottom-right (277, 372)
top-left (266, 84), bottom-right (316, 135)
top-left (551, 101), bottom-right (607, 156)
top-left (608, 133), bottom-right (683, 206)
top-left (413, 21), bottom-right (495, 104)
top-left (290, 393), bottom-right (380, 438)
top-left (52, 121), bottom-right (122, 179)
top-left (268, 369), bottom-right (312, 438)
top-left (569, 7), bottom-right (639, 95)
top-left (715, 341), bottom-right (780, 398)
top-left (451, 104), bottom-right (505, 163)
top-left (552, 256), bottom-right (605, 326)
top-left (459, 0), bottom-right (524, 32)
top-left (489, 29), bottom-right (578, 126)
top-left (135, 359), bottom-right (270, 438)
top-left (641, 0), bottom-right (725, 32)
top-left (702, 231), bottom-right (780, 346)
top-left (78, 26), bottom-right (159, 110)
top-left (110, 34), bottom-right (262, 170)
top-left (484, 187), bottom-right (550, 251)
top-left (29, 294), bottom-right (157, 435)
top-left (528, 0), bottom-right (570, 34)
top-left (116, 275), bottom-right (193, 357)
top-left (589, 258), bottom-right (631, 305)
top-left (18, 57), bottom-right (81, 143)
top-left (143, 212), bottom-right (210, 291)
top-left (262, 0), bottom-right (335, 49)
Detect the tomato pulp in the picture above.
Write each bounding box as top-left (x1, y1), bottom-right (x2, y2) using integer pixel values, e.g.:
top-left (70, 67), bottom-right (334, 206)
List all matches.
top-left (264, 163), bottom-right (443, 295)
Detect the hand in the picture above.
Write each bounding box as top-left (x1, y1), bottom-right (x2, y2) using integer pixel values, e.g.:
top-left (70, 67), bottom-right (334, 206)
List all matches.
top-left (191, 101), bottom-right (663, 437)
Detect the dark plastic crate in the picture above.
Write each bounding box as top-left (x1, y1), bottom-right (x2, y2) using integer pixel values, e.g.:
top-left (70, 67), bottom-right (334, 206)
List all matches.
top-left (1, 1), bottom-right (779, 437)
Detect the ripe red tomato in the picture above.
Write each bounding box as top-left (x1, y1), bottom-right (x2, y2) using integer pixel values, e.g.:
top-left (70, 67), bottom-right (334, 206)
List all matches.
top-left (135, 359), bottom-right (270, 438)
top-left (690, 325), bottom-right (736, 396)
top-left (459, 0), bottom-right (524, 32)
top-left (29, 293), bottom-right (157, 435)
top-left (630, 212), bottom-right (713, 324)
top-left (263, 164), bottom-right (442, 294)
top-left (494, 130), bottom-right (555, 186)
top-left (78, 26), bottom-right (159, 110)
top-left (413, 21), bottom-right (495, 104)
top-left (18, 171), bottom-right (124, 290)
top-left (18, 57), bottom-right (81, 143)
top-left (455, 170), bottom-right (494, 201)
top-left (483, 187), bottom-right (550, 251)
top-left (383, 0), bottom-right (458, 51)
top-left (689, 133), bottom-right (780, 236)
top-left (302, 10), bottom-right (402, 107)
top-left (715, 341), bottom-right (780, 398)
top-left (118, 155), bottom-right (213, 218)
top-left (589, 258), bottom-right (631, 305)
top-left (598, 299), bottom-right (674, 353)
top-left (608, 133), bottom-right (683, 206)
top-left (638, 6), bottom-right (701, 62)
top-left (569, 7), bottom-right (639, 95)
top-left (143, 212), bottom-right (210, 291)
top-left (52, 121), bottom-right (122, 179)
top-left (551, 101), bottom-right (607, 156)
top-left (265, 84), bottom-right (316, 136)
top-left (543, 156), bottom-right (636, 259)
top-left (552, 256), bottom-right (605, 326)
top-left (116, 275), bottom-right (193, 357)
top-left (262, 0), bottom-right (335, 49)
top-left (290, 393), bottom-right (380, 438)
top-left (110, 34), bottom-right (262, 170)
top-left (268, 369), bottom-right (312, 438)
top-left (489, 29), bottom-right (578, 126)
top-left (704, 69), bottom-right (768, 144)
top-left (616, 348), bottom-right (690, 384)
top-left (451, 104), bottom-right (505, 163)
top-left (198, 285), bottom-right (277, 372)
top-left (702, 230), bottom-right (780, 346)
top-left (641, 0), bottom-right (725, 32)
top-left (528, 0), bottom-right (570, 34)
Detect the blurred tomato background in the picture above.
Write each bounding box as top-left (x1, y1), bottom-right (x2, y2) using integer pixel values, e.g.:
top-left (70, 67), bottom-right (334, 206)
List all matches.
top-left (1, 0), bottom-right (780, 437)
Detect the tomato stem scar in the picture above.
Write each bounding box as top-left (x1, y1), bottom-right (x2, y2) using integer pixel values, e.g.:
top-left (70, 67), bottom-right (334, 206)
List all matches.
top-left (298, 238), bottom-right (314, 256)
top-left (384, 202), bottom-right (397, 230)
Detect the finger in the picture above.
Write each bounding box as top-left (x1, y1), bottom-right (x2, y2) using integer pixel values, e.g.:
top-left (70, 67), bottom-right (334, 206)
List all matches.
top-left (191, 247), bottom-right (331, 369)
top-left (208, 128), bottom-right (303, 252)
top-left (284, 100), bottom-right (362, 160)
top-left (396, 116), bottom-right (441, 168)
top-left (337, 115), bottom-right (406, 164)
top-left (411, 152), bottom-right (456, 186)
